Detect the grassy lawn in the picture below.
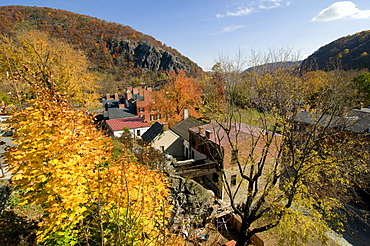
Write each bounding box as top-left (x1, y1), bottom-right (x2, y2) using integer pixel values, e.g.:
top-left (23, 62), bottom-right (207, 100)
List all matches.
top-left (231, 108), bottom-right (278, 130)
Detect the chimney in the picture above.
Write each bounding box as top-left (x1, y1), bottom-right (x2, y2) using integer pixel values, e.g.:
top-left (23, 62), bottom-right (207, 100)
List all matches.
top-left (205, 130), bottom-right (213, 139)
top-left (162, 122), bottom-right (169, 131)
top-left (139, 87), bottom-right (145, 96)
top-left (184, 109), bottom-right (189, 120)
top-left (106, 93), bottom-right (110, 100)
top-left (198, 127), bottom-right (204, 135)
top-left (126, 91), bottom-right (132, 100)
top-left (114, 93), bottom-right (119, 100)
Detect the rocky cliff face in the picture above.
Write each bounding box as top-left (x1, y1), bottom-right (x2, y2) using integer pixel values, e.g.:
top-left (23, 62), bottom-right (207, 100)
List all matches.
top-left (169, 175), bottom-right (215, 229)
top-left (117, 40), bottom-right (195, 73)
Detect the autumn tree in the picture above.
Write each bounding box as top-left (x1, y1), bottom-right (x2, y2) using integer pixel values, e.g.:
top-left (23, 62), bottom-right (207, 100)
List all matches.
top-left (150, 70), bottom-right (203, 126)
top-left (200, 62), bottom-right (227, 120)
top-left (2, 33), bottom-right (184, 245)
top-left (203, 50), bottom-right (367, 245)
top-left (0, 29), bottom-right (100, 106)
top-left (353, 71), bottom-right (370, 106)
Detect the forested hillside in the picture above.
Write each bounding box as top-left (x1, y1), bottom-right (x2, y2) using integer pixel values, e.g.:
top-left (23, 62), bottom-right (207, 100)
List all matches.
top-left (301, 30), bottom-right (370, 71)
top-left (0, 5), bottom-right (202, 84)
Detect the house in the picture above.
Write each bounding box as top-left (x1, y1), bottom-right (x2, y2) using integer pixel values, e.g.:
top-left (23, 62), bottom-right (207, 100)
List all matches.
top-left (293, 109), bottom-right (370, 137)
top-left (124, 86), bottom-right (162, 123)
top-left (187, 121), bottom-right (281, 204)
top-left (106, 117), bottom-right (152, 138)
top-left (142, 112), bottom-right (204, 159)
top-left (170, 114), bottom-right (205, 159)
top-left (142, 115), bottom-right (281, 205)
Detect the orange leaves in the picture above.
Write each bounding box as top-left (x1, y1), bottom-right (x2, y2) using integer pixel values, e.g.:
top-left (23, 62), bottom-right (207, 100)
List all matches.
top-left (151, 70), bottom-right (203, 126)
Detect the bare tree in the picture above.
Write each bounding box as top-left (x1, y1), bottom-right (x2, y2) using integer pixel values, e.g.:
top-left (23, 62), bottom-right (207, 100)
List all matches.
top-left (201, 50), bottom-right (367, 245)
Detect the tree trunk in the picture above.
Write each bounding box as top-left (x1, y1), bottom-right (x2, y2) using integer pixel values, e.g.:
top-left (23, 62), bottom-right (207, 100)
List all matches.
top-left (236, 219), bottom-right (253, 246)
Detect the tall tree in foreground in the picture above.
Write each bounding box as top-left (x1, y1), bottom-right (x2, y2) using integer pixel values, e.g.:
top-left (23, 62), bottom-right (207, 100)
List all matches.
top-left (3, 33), bottom-right (184, 245)
top-left (204, 50), bottom-right (368, 245)
top-left (150, 70), bottom-right (203, 126)
top-left (5, 82), bottom-right (183, 245)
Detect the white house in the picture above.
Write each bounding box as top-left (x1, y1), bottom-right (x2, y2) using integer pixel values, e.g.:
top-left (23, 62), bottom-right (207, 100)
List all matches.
top-left (106, 117), bottom-right (151, 138)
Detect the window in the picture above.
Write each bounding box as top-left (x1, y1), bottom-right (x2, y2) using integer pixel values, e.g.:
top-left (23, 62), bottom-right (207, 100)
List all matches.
top-left (139, 108), bottom-right (144, 113)
top-left (160, 146), bottom-right (165, 153)
top-left (156, 114), bottom-right (161, 120)
top-left (136, 129), bottom-right (141, 136)
top-left (150, 114), bottom-right (155, 121)
top-left (231, 175), bottom-right (237, 186)
top-left (185, 147), bottom-right (189, 159)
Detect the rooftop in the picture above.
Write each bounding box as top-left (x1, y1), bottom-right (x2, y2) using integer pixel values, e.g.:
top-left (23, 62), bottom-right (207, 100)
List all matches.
top-left (141, 122), bottom-right (163, 142)
top-left (189, 122), bottom-right (270, 147)
top-left (106, 117), bottom-right (152, 131)
top-left (294, 109), bottom-right (370, 135)
top-left (170, 117), bottom-right (204, 141)
top-left (104, 107), bottom-right (137, 120)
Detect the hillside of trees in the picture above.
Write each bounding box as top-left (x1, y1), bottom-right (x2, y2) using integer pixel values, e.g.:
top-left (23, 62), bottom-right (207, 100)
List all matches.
top-left (0, 5), bottom-right (203, 85)
top-left (301, 30), bottom-right (370, 71)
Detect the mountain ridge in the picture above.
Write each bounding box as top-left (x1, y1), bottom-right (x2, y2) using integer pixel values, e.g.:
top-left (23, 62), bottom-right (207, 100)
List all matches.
top-left (301, 30), bottom-right (370, 71)
top-left (0, 5), bottom-right (203, 81)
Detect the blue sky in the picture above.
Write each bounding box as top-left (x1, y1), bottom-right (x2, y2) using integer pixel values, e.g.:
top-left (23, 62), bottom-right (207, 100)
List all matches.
top-left (1, 0), bottom-right (370, 71)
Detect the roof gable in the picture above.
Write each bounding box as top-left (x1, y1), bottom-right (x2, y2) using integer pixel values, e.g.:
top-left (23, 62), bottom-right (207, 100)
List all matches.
top-left (106, 107), bottom-right (136, 119)
top-left (142, 122), bottom-right (163, 142)
top-left (170, 117), bottom-right (204, 141)
top-left (106, 117), bottom-right (151, 131)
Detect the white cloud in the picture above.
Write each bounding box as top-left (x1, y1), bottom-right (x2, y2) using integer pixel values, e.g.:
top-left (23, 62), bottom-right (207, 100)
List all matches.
top-left (217, 7), bottom-right (254, 18)
top-left (353, 9), bottom-right (370, 19)
top-left (259, 0), bottom-right (291, 10)
top-left (211, 25), bottom-right (244, 35)
top-left (216, 0), bottom-right (290, 18)
top-left (312, 1), bottom-right (370, 22)
top-left (259, 3), bottom-right (281, 10)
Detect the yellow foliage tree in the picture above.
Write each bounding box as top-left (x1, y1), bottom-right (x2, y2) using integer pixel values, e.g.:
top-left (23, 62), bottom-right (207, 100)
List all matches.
top-left (0, 29), bottom-right (99, 106)
top-left (4, 54), bottom-right (184, 246)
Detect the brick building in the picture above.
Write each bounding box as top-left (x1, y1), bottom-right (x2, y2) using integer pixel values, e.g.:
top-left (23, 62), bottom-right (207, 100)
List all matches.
top-left (124, 86), bottom-right (162, 123)
top-left (188, 122), bottom-right (281, 205)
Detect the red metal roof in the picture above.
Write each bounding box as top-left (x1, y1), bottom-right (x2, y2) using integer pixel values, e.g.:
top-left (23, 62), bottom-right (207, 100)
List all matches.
top-left (106, 117), bottom-right (151, 131)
